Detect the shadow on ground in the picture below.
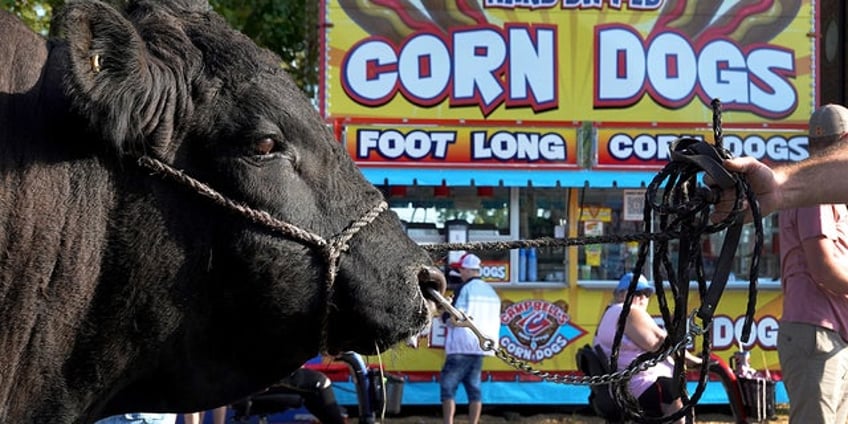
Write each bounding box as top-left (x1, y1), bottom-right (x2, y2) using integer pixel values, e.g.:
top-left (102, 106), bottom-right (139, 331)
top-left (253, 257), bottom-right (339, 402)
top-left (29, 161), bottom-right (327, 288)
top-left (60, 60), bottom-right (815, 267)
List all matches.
top-left (383, 404), bottom-right (789, 423)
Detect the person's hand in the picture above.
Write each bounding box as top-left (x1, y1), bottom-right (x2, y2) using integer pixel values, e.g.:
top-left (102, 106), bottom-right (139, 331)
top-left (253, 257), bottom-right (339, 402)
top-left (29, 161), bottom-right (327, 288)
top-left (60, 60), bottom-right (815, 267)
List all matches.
top-left (684, 351), bottom-right (704, 367)
top-left (708, 157), bottom-right (783, 222)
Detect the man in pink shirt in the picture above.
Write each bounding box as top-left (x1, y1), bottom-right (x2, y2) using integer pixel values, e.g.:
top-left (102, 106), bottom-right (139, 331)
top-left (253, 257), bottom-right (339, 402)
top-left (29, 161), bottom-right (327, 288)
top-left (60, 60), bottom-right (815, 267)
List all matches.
top-left (778, 104), bottom-right (848, 423)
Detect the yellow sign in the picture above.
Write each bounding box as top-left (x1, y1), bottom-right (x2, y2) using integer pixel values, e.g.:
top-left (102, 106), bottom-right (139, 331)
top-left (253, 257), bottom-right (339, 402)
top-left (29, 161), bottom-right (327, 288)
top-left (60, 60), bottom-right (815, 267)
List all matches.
top-left (585, 244), bottom-right (602, 266)
top-left (579, 206), bottom-right (612, 222)
top-left (323, 1), bottom-right (815, 125)
top-left (387, 286), bottom-right (784, 374)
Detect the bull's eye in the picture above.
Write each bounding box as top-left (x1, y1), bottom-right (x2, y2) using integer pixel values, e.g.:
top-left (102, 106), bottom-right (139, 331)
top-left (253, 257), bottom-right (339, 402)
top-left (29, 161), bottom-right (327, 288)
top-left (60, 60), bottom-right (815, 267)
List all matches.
top-left (254, 137), bottom-right (277, 156)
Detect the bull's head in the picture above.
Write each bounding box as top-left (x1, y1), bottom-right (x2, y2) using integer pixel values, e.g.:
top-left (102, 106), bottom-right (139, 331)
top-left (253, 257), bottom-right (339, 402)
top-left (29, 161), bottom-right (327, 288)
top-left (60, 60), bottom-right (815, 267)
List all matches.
top-left (54, 0), bottom-right (444, 417)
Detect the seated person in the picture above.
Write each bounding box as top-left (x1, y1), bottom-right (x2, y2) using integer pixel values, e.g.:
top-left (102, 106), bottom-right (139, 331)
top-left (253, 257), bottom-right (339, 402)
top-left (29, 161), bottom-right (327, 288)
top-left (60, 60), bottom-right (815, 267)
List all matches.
top-left (94, 413), bottom-right (176, 424)
top-left (183, 407), bottom-right (226, 424)
top-left (594, 273), bottom-right (700, 423)
top-left (233, 366), bottom-right (345, 424)
top-left (274, 367), bottom-right (346, 424)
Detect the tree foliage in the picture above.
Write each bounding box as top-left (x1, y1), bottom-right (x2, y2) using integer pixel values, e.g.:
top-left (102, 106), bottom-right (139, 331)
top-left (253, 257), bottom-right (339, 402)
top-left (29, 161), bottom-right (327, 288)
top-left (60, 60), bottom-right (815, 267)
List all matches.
top-left (211, 0), bottom-right (319, 98)
top-left (1, 0), bottom-right (318, 96)
top-left (1, 0), bottom-right (63, 34)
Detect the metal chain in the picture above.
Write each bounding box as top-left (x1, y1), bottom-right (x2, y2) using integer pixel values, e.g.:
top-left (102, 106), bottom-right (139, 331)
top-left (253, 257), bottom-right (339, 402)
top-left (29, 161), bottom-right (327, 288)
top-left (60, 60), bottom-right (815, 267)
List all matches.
top-left (493, 330), bottom-right (696, 386)
top-left (427, 287), bottom-right (705, 387)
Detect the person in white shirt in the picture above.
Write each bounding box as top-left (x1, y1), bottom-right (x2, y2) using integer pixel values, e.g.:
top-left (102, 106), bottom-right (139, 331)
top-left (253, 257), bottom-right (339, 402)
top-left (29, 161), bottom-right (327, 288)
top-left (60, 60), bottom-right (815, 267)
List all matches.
top-left (439, 253), bottom-right (501, 424)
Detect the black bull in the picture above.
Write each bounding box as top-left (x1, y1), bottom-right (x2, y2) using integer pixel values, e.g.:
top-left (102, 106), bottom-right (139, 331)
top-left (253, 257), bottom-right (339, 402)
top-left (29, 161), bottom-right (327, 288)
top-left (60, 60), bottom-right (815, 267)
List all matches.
top-left (0, 1), bottom-right (445, 422)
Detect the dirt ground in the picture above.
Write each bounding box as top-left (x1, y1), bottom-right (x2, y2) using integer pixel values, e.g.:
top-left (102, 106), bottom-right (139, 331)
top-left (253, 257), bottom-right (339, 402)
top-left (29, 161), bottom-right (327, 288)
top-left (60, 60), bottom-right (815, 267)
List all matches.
top-left (382, 404), bottom-right (790, 423)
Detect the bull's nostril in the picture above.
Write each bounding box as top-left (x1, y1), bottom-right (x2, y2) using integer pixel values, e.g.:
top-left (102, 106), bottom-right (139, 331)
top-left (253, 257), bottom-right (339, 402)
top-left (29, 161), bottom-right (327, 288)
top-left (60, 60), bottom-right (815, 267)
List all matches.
top-left (417, 266), bottom-right (446, 301)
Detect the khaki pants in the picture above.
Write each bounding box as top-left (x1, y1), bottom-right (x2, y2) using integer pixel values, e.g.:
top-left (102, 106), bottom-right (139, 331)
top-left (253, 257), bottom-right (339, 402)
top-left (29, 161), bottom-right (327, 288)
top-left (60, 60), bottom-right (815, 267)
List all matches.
top-left (778, 321), bottom-right (848, 423)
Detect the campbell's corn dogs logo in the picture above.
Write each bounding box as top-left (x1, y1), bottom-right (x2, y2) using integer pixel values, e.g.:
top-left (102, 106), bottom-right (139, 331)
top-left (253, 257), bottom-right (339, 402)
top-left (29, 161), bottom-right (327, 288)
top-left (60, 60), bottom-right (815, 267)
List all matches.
top-left (500, 299), bottom-right (587, 363)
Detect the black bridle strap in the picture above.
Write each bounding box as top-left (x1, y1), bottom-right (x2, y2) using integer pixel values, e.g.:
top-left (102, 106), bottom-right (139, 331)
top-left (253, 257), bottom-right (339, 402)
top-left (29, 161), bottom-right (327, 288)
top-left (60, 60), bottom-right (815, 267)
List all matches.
top-left (697, 215), bottom-right (743, 322)
top-left (669, 138), bottom-right (742, 323)
top-left (670, 138), bottom-right (735, 191)
top-left (615, 130), bottom-right (752, 423)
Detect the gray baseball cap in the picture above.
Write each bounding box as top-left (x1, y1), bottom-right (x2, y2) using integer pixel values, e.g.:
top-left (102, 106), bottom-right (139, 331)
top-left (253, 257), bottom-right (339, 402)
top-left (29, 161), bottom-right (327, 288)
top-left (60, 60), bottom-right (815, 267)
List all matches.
top-left (809, 104), bottom-right (848, 143)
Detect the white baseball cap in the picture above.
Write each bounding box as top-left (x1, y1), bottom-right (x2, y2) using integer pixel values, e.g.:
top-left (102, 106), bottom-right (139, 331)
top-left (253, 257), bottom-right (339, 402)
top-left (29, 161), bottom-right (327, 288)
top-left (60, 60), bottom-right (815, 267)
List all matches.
top-left (459, 253), bottom-right (482, 270)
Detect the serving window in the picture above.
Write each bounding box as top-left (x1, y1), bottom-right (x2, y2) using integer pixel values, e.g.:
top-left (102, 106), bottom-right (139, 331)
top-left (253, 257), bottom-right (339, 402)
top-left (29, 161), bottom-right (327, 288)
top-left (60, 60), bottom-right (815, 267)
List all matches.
top-left (575, 187), bottom-right (781, 287)
top-left (386, 184), bottom-right (780, 288)
top-left (517, 187), bottom-right (569, 284)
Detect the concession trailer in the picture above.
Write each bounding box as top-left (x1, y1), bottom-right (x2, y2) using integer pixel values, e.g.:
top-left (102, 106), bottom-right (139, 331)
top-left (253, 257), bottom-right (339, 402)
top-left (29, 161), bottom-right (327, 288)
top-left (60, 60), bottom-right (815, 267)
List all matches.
top-left (318, 0), bottom-right (848, 408)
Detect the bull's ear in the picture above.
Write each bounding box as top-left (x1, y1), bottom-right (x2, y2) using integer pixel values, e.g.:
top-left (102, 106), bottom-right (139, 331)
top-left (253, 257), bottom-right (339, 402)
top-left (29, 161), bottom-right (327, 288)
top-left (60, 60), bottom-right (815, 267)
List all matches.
top-left (55, 1), bottom-right (157, 156)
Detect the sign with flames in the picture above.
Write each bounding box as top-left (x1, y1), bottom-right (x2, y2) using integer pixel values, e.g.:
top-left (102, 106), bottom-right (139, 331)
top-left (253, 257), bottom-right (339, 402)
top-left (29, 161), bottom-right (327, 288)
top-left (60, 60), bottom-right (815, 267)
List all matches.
top-left (321, 0), bottom-right (815, 125)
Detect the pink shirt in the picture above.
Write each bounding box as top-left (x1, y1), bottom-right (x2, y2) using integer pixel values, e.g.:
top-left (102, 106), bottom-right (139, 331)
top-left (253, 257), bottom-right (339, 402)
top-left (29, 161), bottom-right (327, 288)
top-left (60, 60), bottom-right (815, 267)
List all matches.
top-left (779, 205), bottom-right (848, 341)
top-left (594, 303), bottom-right (674, 398)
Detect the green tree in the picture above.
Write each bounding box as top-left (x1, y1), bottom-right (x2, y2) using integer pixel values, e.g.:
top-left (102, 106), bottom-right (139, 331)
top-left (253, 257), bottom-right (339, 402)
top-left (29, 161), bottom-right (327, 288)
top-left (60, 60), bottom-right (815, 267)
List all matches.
top-left (1, 0), bottom-right (319, 96)
top-left (211, 0), bottom-right (319, 98)
top-left (1, 0), bottom-right (63, 35)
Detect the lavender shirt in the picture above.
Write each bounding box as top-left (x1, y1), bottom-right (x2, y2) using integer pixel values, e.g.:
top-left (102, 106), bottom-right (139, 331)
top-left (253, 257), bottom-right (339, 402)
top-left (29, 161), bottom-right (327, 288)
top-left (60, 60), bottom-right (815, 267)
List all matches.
top-left (779, 205), bottom-right (848, 341)
top-left (595, 303), bottom-right (674, 398)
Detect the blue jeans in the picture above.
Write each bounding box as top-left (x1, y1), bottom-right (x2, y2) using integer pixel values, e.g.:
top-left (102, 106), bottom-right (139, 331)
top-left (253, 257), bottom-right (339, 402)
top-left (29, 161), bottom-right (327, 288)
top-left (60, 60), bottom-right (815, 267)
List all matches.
top-left (440, 354), bottom-right (484, 402)
top-left (94, 413), bottom-right (177, 424)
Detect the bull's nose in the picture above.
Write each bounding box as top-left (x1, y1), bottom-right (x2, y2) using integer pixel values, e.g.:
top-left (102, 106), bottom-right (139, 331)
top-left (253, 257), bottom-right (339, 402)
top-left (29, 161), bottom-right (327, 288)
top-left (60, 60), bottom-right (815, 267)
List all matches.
top-left (417, 266), bottom-right (446, 300)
